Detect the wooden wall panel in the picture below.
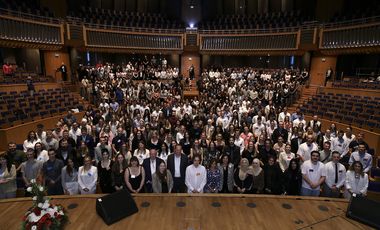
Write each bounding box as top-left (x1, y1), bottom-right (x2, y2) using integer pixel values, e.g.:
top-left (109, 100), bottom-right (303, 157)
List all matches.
top-left (181, 53), bottom-right (200, 78)
top-left (43, 51), bottom-right (71, 82)
top-left (310, 55), bottom-right (337, 86)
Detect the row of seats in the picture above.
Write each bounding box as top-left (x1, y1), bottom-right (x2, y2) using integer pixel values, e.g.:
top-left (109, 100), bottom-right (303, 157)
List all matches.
top-left (332, 81), bottom-right (380, 90)
top-left (0, 71), bottom-right (53, 84)
top-left (70, 6), bottom-right (184, 29)
top-left (330, 3), bottom-right (380, 22)
top-left (300, 92), bottom-right (380, 132)
top-left (201, 34), bottom-right (297, 50)
top-left (86, 30), bottom-right (182, 49)
top-left (0, 0), bottom-right (54, 18)
top-left (198, 10), bottom-right (310, 30)
top-left (0, 88), bottom-right (84, 128)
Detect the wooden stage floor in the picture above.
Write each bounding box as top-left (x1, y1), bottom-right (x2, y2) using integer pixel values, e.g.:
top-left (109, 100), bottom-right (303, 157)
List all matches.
top-left (0, 194), bottom-right (373, 230)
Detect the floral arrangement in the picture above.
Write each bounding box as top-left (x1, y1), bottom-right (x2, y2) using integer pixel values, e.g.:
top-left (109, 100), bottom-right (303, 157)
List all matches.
top-left (21, 179), bottom-right (68, 230)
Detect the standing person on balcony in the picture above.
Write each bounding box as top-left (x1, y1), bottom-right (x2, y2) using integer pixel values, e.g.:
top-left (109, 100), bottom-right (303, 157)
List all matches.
top-left (58, 62), bottom-right (68, 81)
top-left (325, 67), bottom-right (333, 86)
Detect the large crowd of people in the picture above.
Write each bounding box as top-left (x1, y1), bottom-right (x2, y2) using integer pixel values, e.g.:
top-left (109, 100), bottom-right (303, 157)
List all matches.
top-left (0, 57), bottom-right (372, 200)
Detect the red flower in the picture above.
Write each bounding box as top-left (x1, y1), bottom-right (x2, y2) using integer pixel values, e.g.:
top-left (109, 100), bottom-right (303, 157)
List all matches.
top-left (46, 219), bottom-right (52, 227)
top-left (33, 207), bottom-right (41, 216)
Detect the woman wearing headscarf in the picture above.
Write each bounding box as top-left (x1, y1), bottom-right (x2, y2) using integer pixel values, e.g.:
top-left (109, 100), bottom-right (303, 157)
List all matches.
top-left (282, 158), bottom-right (302, 195)
top-left (250, 158), bottom-right (264, 194)
top-left (233, 158), bottom-right (253, 194)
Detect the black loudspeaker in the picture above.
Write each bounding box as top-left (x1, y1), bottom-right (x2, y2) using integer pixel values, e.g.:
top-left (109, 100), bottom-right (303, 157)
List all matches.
top-left (96, 189), bottom-right (139, 225)
top-left (346, 196), bottom-right (380, 229)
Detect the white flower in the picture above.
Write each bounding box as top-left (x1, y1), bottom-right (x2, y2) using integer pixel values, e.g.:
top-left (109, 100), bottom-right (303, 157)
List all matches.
top-left (38, 203), bottom-right (43, 208)
top-left (39, 186), bottom-right (44, 192)
top-left (32, 196), bottom-right (37, 201)
top-left (31, 226), bottom-right (37, 230)
top-left (26, 187), bottom-right (32, 192)
top-left (42, 202), bottom-right (49, 209)
top-left (30, 179), bottom-right (36, 183)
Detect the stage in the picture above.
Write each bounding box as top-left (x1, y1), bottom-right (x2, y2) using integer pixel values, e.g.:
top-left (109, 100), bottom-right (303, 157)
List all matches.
top-left (0, 194), bottom-right (373, 230)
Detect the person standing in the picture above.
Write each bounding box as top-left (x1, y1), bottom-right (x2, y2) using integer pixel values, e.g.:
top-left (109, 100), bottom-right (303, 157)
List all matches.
top-left (204, 159), bottom-right (221, 193)
top-left (282, 159), bottom-right (302, 195)
top-left (78, 156), bottom-right (98, 194)
top-left (0, 152), bottom-right (17, 199)
top-left (59, 62), bottom-right (68, 81)
top-left (124, 156), bottom-right (145, 194)
top-left (61, 158), bottom-right (79, 195)
top-left (185, 155), bottom-right (207, 193)
top-left (297, 135), bottom-right (319, 162)
top-left (21, 148), bottom-right (43, 196)
top-left (344, 161), bottom-right (369, 199)
top-left (349, 144), bottom-right (372, 173)
top-left (322, 151), bottom-right (346, 198)
top-left (97, 149), bottom-right (114, 193)
top-left (152, 161), bottom-right (173, 193)
top-left (142, 149), bottom-right (163, 193)
top-left (218, 154), bottom-right (234, 193)
top-left (167, 145), bottom-right (188, 193)
top-left (42, 149), bottom-right (64, 195)
top-left (301, 151), bottom-right (326, 196)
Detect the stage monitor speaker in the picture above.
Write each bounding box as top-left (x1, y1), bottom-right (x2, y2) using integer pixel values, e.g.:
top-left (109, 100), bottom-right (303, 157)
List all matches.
top-left (96, 189), bottom-right (138, 225)
top-left (346, 196), bottom-right (380, 229)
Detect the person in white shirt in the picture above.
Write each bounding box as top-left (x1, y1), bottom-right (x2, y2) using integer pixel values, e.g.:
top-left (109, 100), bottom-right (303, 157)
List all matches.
top-left (344, 161), bottom-right (369, 199)
top-left (133, 141), bottom-right (150, 165)
top-left (297, 135), bottom-right (319, 162)
top-left (322, 151), bottom-right (346, 198)
top-left (301, 151), bottom-right (326, 196)
top-left (78, 156), bottom-right (98, 194)
top-left (278, 144), bottom-right (295, 172)
top-left (349, 144), bottom-right (373, 173)
top-left (278, 107), bottom-right (291, 123)
top-left (185, 155), bottom-right (207, 193)
top-left (293, 115), bottom-right (306, 128)
top-left (331, 130), bottom-right (349, 157)
top-left (252, 117), bottom-right (266, 138)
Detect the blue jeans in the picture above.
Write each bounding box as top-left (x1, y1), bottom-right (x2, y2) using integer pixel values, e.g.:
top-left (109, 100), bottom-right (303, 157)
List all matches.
top-left (301, 187), bottom-right (320, 197)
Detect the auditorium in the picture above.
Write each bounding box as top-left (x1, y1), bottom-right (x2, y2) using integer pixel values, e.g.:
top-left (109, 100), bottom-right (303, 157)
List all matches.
top-left (0, 0), bottom-right (380, 229)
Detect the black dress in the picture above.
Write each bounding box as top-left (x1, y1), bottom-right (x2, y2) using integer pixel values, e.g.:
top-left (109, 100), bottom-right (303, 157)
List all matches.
top-left (221, 167), bottom-right (229, 193)
top-left (112, 169), bottom-right (125, 189)
top-left (98, 161), bottom-right (114, 193)
top-left (161, 181), bottom-right (169, 193)
top-left (282, 168), bottom-right (302, 195)
top-left (127, 167), bottom-right (143, 192)
top-left (233, 169), bottom-right (253, 194)
top-left (263, 164), bottom-right (283, 195)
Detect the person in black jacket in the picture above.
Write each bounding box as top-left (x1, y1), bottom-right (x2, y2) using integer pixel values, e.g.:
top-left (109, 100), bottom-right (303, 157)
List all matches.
top-left (142, 149), bottom-right (164, 193)
top-left (167, 145), bottom-right (189, 193)
top-left (56, 139), bottom-right (77, 166)
top-left (282, 158), bottom-right (302, 195)
top-left (272, 122), bottom-right (288, 143)
top-left (290, 130), bottom-right (304, 154)
top-left (263, 156), bottom-right (283, 195)
top-left (224, 137), bottom-right (241, 167)
top-left (258, 139), bottom-right (277, 166)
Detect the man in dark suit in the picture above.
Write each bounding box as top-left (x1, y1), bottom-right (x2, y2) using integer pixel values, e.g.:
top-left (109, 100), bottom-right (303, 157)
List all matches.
top-left (291, 130), bottom-right (305, 154)
top-left (142, 149), bottom-right (164, 193)
top-left (224, 137), bottom-right (241, 167)
top-left (272, 121), bottom-right (288, 143)
top-left (167, 145), bottom-right (189, 193)
top-left (162, 102), bottom-right (172, 118)
top-left (307, 115), bottom-right (322, 133)
top-left (59, 62), bottom-right (68, 81)
top-left (56, 139), bottom-right (77, 166)
top-left (77, 127), bottom-right (95, 158)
